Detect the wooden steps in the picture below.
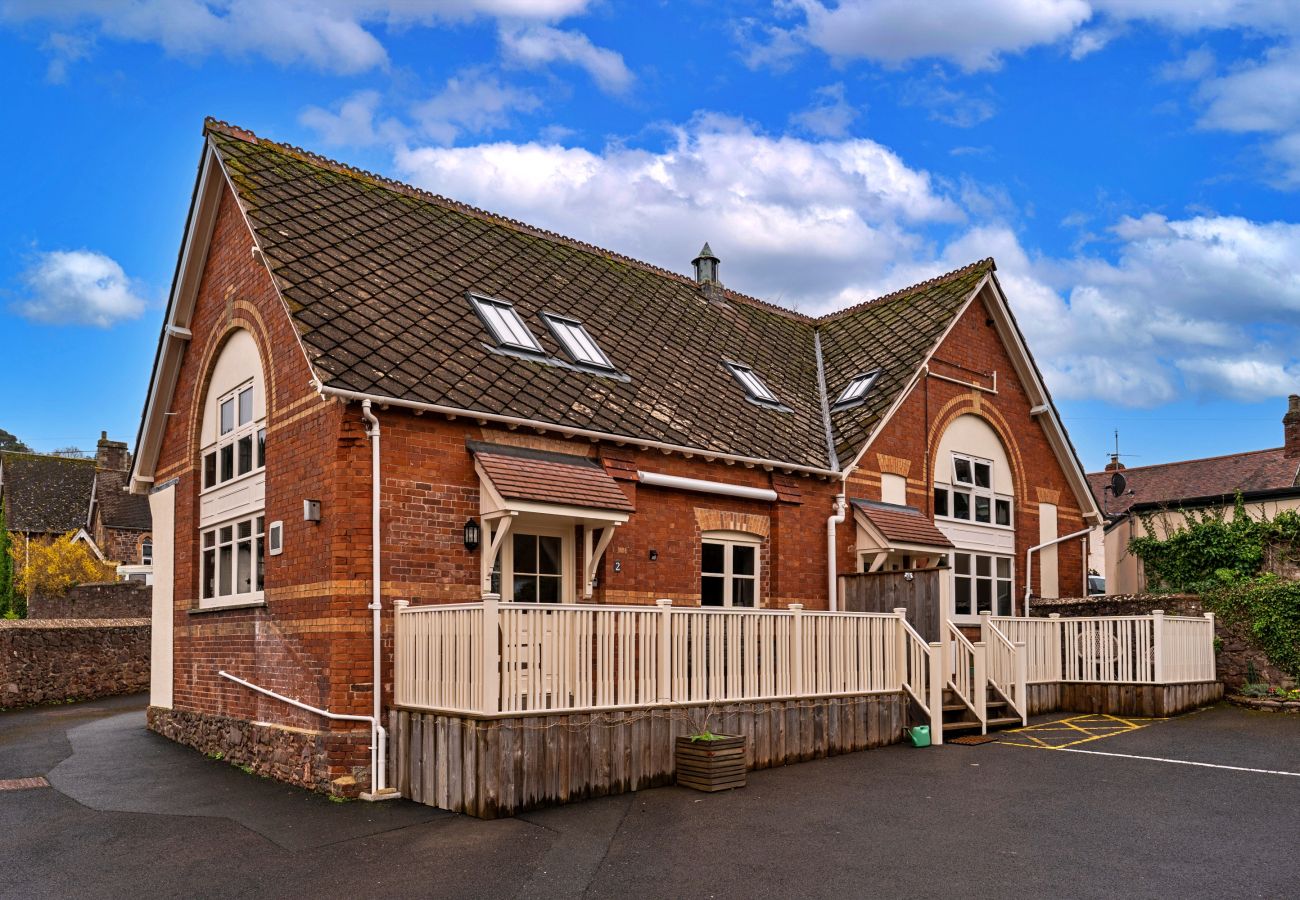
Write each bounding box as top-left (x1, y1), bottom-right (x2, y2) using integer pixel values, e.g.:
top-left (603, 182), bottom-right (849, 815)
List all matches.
top-left (938, 687), bottom-right (1023, 737)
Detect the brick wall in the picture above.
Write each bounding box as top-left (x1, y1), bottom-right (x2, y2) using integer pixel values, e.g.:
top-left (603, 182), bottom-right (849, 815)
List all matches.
top-left (844, 294), bottom-right (1088, 604)
top-left (28, 580), bottom-right (151, 619)
top-left (0, 619), bottom-right (150, 709)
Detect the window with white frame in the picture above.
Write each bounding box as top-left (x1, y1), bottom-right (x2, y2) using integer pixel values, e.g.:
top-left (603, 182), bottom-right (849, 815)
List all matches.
top-left (934, 452), bottom-right (1012, 527)
top-left (201, 514), bottom-right (265, 602)
top-left (141, 538), bottom-right (153, 566)
top-left (724, 362), bottom-right (781, 407)
top-left (469, 293), bottom-right (544, 353)
top-left (833, 370), bottom-right (881, 409)
top-left (541, 313), bottom-right (615, 370)
top-left (202, 381), bottom-right (266, 490)
top-left (701, 534), bottom-right (760, 607)
top-left (489, 527), bottom-right (569, 603)
top-left (952, 551), bottom-right (1013, 617)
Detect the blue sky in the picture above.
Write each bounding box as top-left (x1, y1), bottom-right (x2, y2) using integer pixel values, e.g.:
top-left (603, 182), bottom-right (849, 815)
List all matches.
top-left (2, 1), bottom-right (1298, 472)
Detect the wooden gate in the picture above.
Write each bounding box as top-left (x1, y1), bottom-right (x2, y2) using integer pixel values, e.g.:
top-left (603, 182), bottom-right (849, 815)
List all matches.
top-left (840, 568), bottom-right (942, 642)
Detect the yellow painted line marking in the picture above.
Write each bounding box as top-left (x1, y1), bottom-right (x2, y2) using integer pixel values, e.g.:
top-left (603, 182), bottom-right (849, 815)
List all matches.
top-left (999, 714), bottom-right (1161, 749)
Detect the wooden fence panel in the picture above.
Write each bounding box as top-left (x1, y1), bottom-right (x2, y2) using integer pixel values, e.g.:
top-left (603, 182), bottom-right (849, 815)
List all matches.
top-left (839, 568), bottom-right (941, 641)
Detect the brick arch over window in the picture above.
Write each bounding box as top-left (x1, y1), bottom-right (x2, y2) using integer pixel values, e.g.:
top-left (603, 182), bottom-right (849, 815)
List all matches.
top-left (925, 394), bottom-right (1027, 504)
top-left (137, 532), bottom-right (154, 565)
top-left (184, 304), bottom-right (279, 465)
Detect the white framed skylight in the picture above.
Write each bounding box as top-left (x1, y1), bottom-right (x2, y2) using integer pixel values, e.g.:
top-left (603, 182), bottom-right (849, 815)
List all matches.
top-left (724, 361), bottom-right (780, 405)
top-left (833, 370), bottom-right (881, 408)
top-left (469, 293), bottom-right (543, 353)
top-left (541, 312), bottom-right (615, 370)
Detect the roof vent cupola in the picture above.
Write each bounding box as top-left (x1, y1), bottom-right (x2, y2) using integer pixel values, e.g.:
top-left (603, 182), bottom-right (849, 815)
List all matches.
top-left (692, 242), bottom-right (720, 286)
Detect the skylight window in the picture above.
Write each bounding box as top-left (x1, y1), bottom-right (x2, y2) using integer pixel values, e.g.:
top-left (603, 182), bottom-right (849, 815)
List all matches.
top-left (469, 293), bottom-right (543, 353)
top-left (833, 370), bottom-right (881, 408)
top-left (725, 362), bottom-right (780, 405)
top-left (542, 313), bottom-right (615, 370)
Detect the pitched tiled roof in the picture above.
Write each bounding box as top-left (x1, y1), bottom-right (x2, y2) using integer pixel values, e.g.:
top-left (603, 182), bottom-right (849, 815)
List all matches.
top-left (851, 499), bottom-right (954, 548)
top-left (471, 443), bottom-right (634, 513)
top-left (0, 452), bottom-right (96, 535)
top-left (204, 120), bottom-right (991, 471)
top-left (1088, 449), bottom-right (1300, 519)
top-left (93, 468), bottom-right (152, 530)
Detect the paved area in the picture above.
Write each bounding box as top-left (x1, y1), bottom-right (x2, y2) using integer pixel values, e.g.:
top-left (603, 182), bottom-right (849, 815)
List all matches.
top-left (2, 695), bottom-right (1297, 899)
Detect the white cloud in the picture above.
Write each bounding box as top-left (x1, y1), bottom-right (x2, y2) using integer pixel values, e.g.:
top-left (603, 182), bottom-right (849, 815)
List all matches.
top-left (790, 83), bottom-right (858, 137)
top-left (300, 90), bottom-right (406, 146)
top-left (412, 70), bottom-right (541, 145)
top-left (788, 0), bottom-right (1092, 71)
top-left (499, 24), bottom-right (633, 94)
top-left (1, 0), bottom-right (595, 75)
top-left (15, 250), bottom-right (148, 328)
top-left (1196, 44), bottom-right (1300, 134)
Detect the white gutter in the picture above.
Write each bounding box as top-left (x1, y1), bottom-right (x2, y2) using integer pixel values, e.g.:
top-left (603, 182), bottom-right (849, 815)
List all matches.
top-left (316, 384), bottom-right (839, 479)
top-left (218, 670), bottom-right (387, 796)
top-left (637, 470), bottom-right (778, 501)
top-left (827, 493), bottom-right (847, 611)
top-left (1024, 526), bottom-right (1092, 616)
top-left (359, 400), bottom-right (394, 800)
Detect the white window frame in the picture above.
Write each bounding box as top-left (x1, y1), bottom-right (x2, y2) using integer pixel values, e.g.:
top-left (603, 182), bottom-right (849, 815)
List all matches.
top-left (141, 538), bottom-right (153, 566)
top-left (199, 513), bottom-right (265, 608)
top-left (951, 551), bottom-right (1014, 621)
top-left (700, 531), bottom-right (762, 608)
top-left (469, 293), bottom-right (543, 353)
top-left (832, 370), bottom-right (881, 409)
top-left (723, 362), bottom-right (781, 406)
top-left (934, 452), bottom-right (1012, 529)
top-left (201, 379), bottom-right (266, 494)
top-left (491, 524), bottom-right (573, 604)
top-left (541, 312), bottom-right (615, 370)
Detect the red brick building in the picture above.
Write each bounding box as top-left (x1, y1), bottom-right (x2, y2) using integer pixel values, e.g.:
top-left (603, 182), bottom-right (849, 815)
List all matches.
top-left (131, 120), bottom-right (1100, 798)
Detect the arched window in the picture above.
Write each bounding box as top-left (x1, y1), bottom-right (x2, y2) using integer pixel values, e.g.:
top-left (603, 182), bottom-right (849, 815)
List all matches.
top-left (197, 329), bottom-right (267, 608)
top-left (141, 538), bottom-right (153, 566)
top-left (700, 530), bottom-right (762, 608)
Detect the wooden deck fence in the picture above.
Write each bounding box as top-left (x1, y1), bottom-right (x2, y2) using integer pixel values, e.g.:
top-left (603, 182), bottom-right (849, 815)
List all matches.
top-left (839, 568), bottom-right (943, 641)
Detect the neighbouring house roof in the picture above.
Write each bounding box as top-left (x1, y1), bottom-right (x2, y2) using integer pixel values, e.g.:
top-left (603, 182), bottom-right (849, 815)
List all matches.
top-left (0, 451), bottom-right (97, 535)
top-left (851, 499), bottom-right (954, 549)
top-left (129, 119), bottom-right (1102, 525)
top-left (92, 467), bottom-right (152, 530)
top-left (470, 442), bottom-right (634, 513)
top-left (1088, 449), bottom-right (1300, 520)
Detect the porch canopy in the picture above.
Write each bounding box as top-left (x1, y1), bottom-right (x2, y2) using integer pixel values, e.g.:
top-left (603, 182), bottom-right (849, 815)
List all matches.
top-left (470, 441), bottom-right (633, 597)
top-left (851, 499), bottom-right (953, 572)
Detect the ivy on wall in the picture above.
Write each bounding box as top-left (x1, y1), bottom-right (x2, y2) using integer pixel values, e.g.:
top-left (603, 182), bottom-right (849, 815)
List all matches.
top-left (1128, 499), bottom-right (1300, 678)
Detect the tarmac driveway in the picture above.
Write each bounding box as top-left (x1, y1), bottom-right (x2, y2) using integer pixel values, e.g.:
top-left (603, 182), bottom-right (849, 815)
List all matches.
top-left (2, 694), bottom-right (1296, 899)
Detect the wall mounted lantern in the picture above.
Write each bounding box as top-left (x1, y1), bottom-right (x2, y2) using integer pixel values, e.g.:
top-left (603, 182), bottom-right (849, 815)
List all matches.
top-left (463, 518), bottom-right (481, 552)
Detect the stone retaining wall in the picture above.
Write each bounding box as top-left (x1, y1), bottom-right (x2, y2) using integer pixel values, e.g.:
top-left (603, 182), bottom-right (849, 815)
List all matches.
top-left (28, 581), bottom-right (152, 620)
top-left (0, 619), bottom-right (150, 709)
top-left (1033, 594), bottom-right (1290, 689)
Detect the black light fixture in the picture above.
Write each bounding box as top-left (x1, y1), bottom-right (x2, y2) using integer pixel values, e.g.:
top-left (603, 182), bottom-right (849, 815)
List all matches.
top-left (463, 518), bottom-right (481, 552)
top-left (649, 549), bottom-right (658, 561)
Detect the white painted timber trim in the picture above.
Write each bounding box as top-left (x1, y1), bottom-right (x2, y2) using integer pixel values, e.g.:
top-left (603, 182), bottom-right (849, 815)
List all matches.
top-left (637, 470), bottom-right (778, 501)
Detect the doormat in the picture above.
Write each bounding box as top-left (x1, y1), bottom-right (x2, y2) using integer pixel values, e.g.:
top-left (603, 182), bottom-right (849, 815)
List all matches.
top-left (948, 734), bottom-right (999, 745)
top-left (0, 776), bottom-right (50, 791)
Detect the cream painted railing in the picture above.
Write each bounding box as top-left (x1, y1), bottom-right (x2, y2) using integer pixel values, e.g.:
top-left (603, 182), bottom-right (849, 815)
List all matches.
top-left (943, 621), bottom-right (987, 733)
top-left (980, 615), bottom-right (1027, 725)
top-left (395, 596), bottom-right (911, 715)
top-left (990, 611), bottom-right (1216, 685)
top-left (895, 608), bottom-right (944, 746)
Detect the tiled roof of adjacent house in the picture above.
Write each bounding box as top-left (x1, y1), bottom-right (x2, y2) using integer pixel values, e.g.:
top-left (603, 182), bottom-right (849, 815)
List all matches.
top-left (470, 442), bottom-right (634, 513)
top-left (851, 499), bottom-right (954, 548)
top-left (204, 119), bottom-right (994, 471)
top-left (1088, 449), bottom-right (1300, 519)
top-left (93, 468), bottom-right (152, 530)
top-left (0, 452), bottom-right (96, 535)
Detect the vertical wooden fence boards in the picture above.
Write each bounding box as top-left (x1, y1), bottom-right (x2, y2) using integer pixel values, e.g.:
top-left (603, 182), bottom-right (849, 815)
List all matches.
top-left (840, 569), bottom-right (941, 640)
top-left (392, 694), bottom-right (907, 819)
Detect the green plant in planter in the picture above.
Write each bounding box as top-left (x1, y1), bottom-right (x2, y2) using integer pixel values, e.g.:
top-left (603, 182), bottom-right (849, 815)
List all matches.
top-left (1240, 684), bottom-right (1268, 698)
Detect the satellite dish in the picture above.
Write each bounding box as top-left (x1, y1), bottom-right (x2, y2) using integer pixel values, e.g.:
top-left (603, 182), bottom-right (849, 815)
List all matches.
top-left (1109, 471), bottom-right (1128, 497)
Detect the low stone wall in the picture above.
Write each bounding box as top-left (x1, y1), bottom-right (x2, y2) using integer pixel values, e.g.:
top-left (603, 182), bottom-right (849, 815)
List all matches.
top-left (1033, 594), bottom-right (1289, 689)
top-left (28, 581), bottom-right (152, 620)
top-left (148, 706), bottom-right (372, 798)
top-left (0, 619), bottom-right (150, 709)
top-left (392, 693), bottom-right (908, 818)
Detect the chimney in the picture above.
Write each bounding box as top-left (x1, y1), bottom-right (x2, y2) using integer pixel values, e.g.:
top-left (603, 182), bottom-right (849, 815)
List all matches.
top-left (1104, 454), bottom-right (1125, 472)
top-left (692, 242), bottom-right (725, 303)
top-left (96, 432), bottom-right (131, 472)
top-left (1285, 394), bottom-right (1300, 459)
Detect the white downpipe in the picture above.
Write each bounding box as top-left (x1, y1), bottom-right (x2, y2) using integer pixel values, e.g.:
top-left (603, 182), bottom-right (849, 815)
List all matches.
top-left (218, 670), bottom-right (385, 791)
top-left (360, 399), bottom-right (389, 798)
top-left (636, 470), bottom-right (778, 501)
top-left (826, 493), bottom-right (847, 611)
top-left (1024, 526), bottom-right (1093, 616)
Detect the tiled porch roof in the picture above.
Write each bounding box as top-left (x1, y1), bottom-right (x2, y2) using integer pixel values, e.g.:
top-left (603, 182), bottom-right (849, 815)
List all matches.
top-left (470, 442), bottom-right (634, 513)
top-left (851, 499), bottom-right (953, 548)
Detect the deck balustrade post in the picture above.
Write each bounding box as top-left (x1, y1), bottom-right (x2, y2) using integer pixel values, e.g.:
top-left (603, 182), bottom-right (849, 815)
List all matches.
top-left (1014, 641), bottom-right (1028, 725)
top-left (656, 598), bottom-right (673, 703)
top-left (481, 592), bottom-right (501, 714)
top-left (973, 641), bottom-right (988, 732)
top-left (1049, 613), bottom-right (1063, 682)
top-left (979, 610), bottom-right (991, 645)
top-left (1203, 612), bottom-right (1216, 680)
top-left (790, 604), bottom-right (804, 696)
top-left (893, 607), bottom-right (908, 690)
top-left (1151, 609), bottom-right (1166, 685)
top-left (392, 599), bottom-right (409, 706)
top-left (927, 641), bottom-right (944, 745)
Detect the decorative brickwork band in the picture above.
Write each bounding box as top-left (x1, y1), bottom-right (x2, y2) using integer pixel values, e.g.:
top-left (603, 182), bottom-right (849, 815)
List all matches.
top-left (875, 454), bottom-right (912, 477)
top-left (693, 508), bottom-right (770, 537)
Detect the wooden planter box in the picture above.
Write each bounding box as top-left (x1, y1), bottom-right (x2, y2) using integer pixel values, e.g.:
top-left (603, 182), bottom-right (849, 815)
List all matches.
top-left (675, 735), bottom-right (747, 792)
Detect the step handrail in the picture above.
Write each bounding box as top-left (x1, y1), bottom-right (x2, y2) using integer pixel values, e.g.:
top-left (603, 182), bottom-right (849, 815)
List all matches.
top-left (981, 614), bottom-right (1028, 726)
top-left (944, 621), bottom-right (987, 734)
top-left (893, 609), bottom-right (945, 745)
